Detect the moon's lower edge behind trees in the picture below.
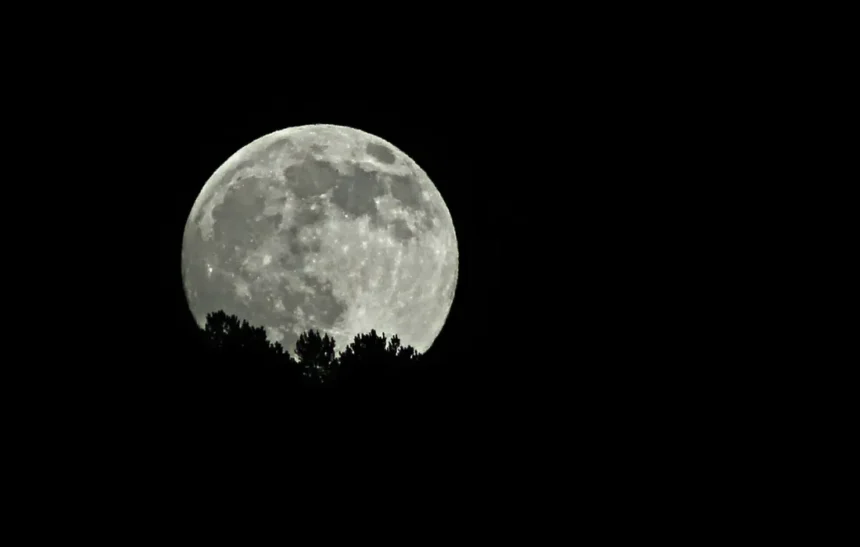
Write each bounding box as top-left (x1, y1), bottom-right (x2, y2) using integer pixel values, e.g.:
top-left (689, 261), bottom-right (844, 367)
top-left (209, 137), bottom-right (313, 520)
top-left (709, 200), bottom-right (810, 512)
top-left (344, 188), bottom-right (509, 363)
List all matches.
top-left (181, 124), bottom-right (458, 355)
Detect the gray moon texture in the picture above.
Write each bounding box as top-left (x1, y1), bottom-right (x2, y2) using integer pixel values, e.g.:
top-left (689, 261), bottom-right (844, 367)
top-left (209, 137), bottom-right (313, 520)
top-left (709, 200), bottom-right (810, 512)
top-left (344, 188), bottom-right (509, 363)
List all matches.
top-left (181, 124), bottom-right (458, 355)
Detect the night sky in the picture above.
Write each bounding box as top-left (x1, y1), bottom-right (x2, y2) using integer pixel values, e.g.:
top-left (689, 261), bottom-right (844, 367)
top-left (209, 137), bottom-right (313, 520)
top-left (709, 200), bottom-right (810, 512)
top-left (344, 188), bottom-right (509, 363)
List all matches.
top-left (21, 32), bottom-right (732, 513)
top-left (106, 98), bottom-right (511, 390)
top-left (78, 82), bottom-right (664, 398)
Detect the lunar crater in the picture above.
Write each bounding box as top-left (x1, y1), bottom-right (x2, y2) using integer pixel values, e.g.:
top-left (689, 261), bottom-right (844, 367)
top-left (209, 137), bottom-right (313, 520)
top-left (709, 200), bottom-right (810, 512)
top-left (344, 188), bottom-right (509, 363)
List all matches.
top-left (283, 157), bottom-right (340, 199)
top-left (365, 142), bottom-right (396, 164)
top-left (388, 173), bottom-right (425, 211)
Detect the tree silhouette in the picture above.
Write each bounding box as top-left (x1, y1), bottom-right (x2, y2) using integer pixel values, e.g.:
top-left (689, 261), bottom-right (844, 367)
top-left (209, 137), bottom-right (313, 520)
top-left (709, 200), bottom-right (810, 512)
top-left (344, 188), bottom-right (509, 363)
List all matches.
top-left (201, 310), bottom-right (303, 386)
top-left (197, 311), bottom-right (423, 388)
top-left (332, 330), bottom-right (422, 386)
top-left (294, 329), bottom-right (338, 386)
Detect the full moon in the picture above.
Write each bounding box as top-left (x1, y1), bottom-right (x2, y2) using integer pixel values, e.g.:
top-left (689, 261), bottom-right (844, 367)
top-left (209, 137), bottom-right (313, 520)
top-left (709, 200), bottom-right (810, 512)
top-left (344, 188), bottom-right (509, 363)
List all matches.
top-left (181, 124), bottom-right (458, 355)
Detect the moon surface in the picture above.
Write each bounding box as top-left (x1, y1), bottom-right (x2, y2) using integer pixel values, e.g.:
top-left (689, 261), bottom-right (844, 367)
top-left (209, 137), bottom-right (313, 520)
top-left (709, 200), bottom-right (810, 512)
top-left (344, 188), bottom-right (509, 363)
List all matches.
top-left (181, 124), bottom-right (458, 355)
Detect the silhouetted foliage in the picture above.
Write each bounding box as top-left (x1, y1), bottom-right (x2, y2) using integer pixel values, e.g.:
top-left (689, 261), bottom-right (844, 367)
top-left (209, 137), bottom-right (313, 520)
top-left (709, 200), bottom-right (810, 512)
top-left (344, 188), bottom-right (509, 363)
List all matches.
top-left (333, 330), bottom-right (421, 386)
top-left (198, 311), bottom-right (424, 388)
top-left (294, 329), bottom-right (338, 386)
top-left (201, 310), bottom-right (304, 387)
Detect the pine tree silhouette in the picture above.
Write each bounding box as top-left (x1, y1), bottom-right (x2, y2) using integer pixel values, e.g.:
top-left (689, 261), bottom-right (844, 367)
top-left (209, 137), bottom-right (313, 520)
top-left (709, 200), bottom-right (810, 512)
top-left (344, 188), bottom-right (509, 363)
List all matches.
top-left (197, 311), bottom-right (423, 388)
top-left (332, 330), bottom-right (422, 386)
top-left (201, 310), bottom-right (302, 386)
top-left (294, 329), bottom-right (338, 386)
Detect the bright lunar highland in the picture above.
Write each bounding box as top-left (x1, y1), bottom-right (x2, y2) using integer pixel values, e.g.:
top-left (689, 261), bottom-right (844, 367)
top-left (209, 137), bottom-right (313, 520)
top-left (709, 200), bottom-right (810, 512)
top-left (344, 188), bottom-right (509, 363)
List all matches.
top-left (181, 124), bottom-right (458, 355)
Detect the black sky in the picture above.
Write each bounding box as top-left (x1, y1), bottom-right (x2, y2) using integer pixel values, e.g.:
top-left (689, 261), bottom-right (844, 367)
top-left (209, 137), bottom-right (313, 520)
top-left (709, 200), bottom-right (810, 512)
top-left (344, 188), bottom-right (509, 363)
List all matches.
top-left (5, 21), bottom-right (777, 526)
top-left (99, 97), bottom-right (511, 386)
top-left (64, 67), bottom-right (685, 400)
